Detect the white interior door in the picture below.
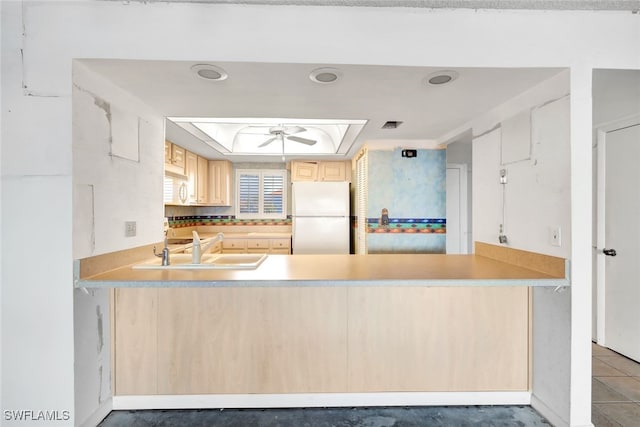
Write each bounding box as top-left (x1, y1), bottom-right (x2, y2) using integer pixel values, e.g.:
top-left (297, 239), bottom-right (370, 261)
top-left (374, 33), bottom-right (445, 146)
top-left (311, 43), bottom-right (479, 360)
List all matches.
top-left (599, 122), bottom-right (640, 362)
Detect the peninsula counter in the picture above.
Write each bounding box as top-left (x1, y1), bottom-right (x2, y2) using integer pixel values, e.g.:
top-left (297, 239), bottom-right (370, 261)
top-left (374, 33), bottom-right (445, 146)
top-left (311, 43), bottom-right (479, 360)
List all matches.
top-left (74, 243), bottom-right (568, 408)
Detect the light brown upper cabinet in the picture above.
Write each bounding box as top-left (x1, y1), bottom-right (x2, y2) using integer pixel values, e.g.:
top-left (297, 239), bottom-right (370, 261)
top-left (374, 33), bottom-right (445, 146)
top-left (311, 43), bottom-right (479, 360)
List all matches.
top-left (196, 156), bottom-right (209, 204)
top-left (291, 161), bottom-right (318, 181)
top-left (186, 152), bottom-right (211, 205)
top-left (208, 160), bottom-right (233, 206)
top-left (165, 142), bottom-right (232, 206)
top-left (164, 140), bottom-right (172, 165)
top-left (185, 151), bottom-right (198, 204)
top-left (291, 160), bottom-right (351, 182)
top-left (165, 141), bottom-right (187, 175)
top-left (319, 161), bottom-right (349, 181)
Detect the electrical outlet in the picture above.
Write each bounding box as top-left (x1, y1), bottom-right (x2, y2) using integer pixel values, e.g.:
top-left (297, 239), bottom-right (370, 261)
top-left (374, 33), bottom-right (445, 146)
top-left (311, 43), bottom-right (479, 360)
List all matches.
top-left (550, 226), bottom-right (561, 247)
top-left (125, 221), bottom-right (137, 237)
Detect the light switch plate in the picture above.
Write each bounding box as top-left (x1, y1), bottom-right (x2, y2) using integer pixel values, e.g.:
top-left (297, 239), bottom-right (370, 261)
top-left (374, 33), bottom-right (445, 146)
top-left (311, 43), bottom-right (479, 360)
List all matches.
top-left (125, 221), bottom-right (137, 237)
top-left (550, 226), bottom-right (561, 247)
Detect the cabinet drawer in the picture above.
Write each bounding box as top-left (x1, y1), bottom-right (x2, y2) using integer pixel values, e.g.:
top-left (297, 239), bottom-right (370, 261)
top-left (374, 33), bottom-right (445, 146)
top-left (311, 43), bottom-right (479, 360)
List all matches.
top-left (270, 248), bottom-right (291, 255)
top-left (271, 238), bottom-right (291, 250)
top-left (247, 239), bottom-right (270, 249)
top-left (222, 240), bottom-right (246, 250)
top-left (247, 249), bottom-right (268, 254)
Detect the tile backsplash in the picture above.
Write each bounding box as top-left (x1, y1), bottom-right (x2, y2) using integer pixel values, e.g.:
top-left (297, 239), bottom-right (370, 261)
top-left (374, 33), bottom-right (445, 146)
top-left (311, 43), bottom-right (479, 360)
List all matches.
top-left (168, 215), bottom-right (291, 228)
top-left (365, 217), bottom-right (446, 234)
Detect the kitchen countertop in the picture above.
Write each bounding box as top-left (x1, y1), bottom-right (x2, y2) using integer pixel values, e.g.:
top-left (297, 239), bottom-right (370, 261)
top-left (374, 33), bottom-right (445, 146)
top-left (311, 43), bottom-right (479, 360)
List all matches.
top-left (75, 252), bottom-right (569, 289)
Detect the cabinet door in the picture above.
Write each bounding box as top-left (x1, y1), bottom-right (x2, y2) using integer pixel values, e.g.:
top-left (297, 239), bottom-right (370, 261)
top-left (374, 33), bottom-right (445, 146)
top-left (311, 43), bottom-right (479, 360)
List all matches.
top-left (247, 239), bottom-right (270, 253)
top-left (113, 288), bottom-right (159, 395)
top-left (185, 151), bottom-right (198, 204)
top-left (319, 161), bottom-right (347, 181)
top-left (270, 238), bottom-right (291, 254)
top-left (164, 141), bottom-right (172, 165)
top-left (171, 145), bottom-right (186, 169)
top-left (222, 239), bottom-right (247, 253)
top-left (291, 161), bottom-right (318, 181)
top-left (208, 160), bottom-right (232, 206)
top-left (197, 156), bottom-right (208, 204)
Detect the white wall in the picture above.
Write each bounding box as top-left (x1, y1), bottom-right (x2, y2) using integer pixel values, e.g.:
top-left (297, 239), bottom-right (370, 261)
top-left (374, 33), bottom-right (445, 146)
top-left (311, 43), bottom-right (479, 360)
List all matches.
top-left (593, 70), bottom-right (640, 128)
top-left (446, 134), bottom-right (473, 251)
top-left (470, 77), bottom-right (572, 424)
top-left (2, 3), bottom-right (75, 425)
top-left (2, 2), bottom-right (640, 426)
top-left (72, 61), bottom-right (164, 426)
top-left (73, 61), bottom-right (165, 258)
top-left (471, 72), bottom-right (571, 258)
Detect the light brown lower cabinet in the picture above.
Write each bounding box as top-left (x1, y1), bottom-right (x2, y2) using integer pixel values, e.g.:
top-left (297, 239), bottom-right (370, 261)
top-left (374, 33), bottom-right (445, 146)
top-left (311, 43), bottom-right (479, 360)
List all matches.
top-left (113, 286), bottom-right (529, 395)
top-left (222, 237), bottom-right (291, 254)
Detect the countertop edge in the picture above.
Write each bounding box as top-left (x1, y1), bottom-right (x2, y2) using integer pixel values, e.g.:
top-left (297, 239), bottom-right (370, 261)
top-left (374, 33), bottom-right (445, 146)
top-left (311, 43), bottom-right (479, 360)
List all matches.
top-left (75, 276), bottom-right (570, 289)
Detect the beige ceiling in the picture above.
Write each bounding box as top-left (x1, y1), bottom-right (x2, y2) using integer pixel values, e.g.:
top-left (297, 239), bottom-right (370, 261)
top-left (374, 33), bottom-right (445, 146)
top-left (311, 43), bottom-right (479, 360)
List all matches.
top-left (79, 59), bottom-right (565, 161)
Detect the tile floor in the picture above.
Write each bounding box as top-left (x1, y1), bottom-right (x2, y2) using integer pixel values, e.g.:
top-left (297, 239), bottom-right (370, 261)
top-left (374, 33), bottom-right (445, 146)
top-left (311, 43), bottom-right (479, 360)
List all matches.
top-left (98, 405), bottom-right (552, 426)
top-left (592, 342), bottom-right (640, 426)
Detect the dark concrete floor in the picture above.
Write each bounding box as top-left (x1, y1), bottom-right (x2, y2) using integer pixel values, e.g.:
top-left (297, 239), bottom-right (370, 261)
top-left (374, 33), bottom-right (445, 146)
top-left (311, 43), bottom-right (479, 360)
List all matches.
top-left (98, 406), bottom-right (551, 426)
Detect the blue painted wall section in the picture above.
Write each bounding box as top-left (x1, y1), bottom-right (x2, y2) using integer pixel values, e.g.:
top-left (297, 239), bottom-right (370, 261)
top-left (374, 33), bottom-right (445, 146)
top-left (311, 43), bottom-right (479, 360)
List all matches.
top-left (366, 148), bottom-right (446, 253)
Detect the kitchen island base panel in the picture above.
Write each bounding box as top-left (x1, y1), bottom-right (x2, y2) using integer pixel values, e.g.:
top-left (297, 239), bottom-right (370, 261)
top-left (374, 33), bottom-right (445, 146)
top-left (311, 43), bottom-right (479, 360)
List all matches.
top-left (347, 286), bottom-right (529, 392)
top-left (113, 286), bottom-right (529, 395)
top-left (114, 288), bottom-right (158, 395)
top-left (157, 287), bottom-right (348, 394)
top-left (111, 391), bottom-right (532, 410)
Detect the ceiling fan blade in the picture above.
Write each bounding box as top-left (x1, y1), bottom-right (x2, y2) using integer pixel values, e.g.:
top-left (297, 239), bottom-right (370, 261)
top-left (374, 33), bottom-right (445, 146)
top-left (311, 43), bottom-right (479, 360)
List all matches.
top-left (238, 125), bottom-right (273, 135)
top-left (287, 135), bottom-right (317, 145)
top-left (258, 136), bottom-right (278, 147)
top-left (283, 126), bottom-right (306, 135)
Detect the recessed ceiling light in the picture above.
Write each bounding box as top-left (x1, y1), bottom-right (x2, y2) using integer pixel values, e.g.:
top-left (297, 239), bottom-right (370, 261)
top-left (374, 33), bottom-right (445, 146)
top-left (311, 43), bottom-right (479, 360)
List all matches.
top-left (309, 67), bottom-right (342, 84)
top-left (191, 64), bottom-right (228, 81)
top-left (425, 70), bottom-right (459, 86)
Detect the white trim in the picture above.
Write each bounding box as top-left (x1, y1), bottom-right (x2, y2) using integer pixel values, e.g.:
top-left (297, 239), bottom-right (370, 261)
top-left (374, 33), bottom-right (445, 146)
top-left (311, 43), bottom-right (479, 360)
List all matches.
top-left (112, 392), bottom-right (531, 410)
top-left (446, 163), bottom-right (470, 254)
top-left (596, 128), bottom-right (607, 346)
top-left (79, 397), bottom-right (113, 427)
top-left (594, 113), bottom-right (640, 134)
top-left (531, 394), bottom-right (574, 427)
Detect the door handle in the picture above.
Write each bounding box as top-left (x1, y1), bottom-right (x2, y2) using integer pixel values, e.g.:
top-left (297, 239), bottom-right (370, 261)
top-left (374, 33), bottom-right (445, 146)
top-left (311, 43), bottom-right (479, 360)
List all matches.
top-left (603, 248), bottom-right (617, 257)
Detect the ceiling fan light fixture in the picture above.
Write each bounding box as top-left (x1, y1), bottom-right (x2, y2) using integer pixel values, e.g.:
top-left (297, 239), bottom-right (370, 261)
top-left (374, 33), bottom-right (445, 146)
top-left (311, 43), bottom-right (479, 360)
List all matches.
top-left (425, 70), bottom-right (459, 86)
top-left (191, 64), bottom-right (228, 81)
top-left (309, 67), bottom-right (342, 84)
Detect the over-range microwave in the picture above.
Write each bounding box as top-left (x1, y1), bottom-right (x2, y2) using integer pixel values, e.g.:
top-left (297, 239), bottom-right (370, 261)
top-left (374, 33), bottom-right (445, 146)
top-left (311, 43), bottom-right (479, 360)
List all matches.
top-left (163, 172), bottom-right (188, 205)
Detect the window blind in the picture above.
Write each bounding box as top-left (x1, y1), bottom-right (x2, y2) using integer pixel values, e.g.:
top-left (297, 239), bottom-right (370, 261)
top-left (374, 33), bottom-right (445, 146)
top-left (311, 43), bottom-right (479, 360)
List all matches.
top-left (236, 169), bottom-right (287, 219)
top-left (356, 153), bottom-right (368, 255)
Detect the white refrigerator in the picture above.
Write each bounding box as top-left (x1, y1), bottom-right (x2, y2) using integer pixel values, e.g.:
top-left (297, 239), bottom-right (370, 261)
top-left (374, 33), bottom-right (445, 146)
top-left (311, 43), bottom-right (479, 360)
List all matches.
top-left (292, 181), bottom-right (350, 254)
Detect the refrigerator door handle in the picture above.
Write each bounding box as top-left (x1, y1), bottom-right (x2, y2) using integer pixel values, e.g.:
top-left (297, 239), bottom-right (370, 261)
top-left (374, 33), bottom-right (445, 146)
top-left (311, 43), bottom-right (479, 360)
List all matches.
top-left (292, 218), bottom-right (296, 252)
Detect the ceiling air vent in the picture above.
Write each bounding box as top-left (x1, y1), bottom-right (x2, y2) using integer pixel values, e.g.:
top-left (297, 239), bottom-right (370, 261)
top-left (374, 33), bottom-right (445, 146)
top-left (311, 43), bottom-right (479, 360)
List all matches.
top-left (382, 121), bottom-right (403, 129)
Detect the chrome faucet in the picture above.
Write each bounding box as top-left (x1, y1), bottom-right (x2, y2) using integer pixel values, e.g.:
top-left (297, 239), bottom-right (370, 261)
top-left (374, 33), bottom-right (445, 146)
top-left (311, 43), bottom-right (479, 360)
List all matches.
top-left (191, 231), bottom-right (224, 264)
top-left (153, 232), bottom-right (171, 266)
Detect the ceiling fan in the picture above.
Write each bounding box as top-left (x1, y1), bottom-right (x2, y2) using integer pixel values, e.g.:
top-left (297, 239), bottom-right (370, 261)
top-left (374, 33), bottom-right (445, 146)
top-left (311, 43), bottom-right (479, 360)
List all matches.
top-left (243, 125), bottom-right (317, 148)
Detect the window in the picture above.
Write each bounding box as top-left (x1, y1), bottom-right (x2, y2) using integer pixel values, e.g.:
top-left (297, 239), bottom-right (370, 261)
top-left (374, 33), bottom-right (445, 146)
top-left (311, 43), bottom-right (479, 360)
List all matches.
top-left (236, 169), bottom-right (287, 219)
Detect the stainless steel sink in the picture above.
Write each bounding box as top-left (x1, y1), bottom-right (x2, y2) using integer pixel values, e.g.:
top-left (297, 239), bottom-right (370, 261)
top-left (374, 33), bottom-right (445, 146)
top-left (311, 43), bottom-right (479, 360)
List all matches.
top-left (132, 253), bottom-right (267, 270)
